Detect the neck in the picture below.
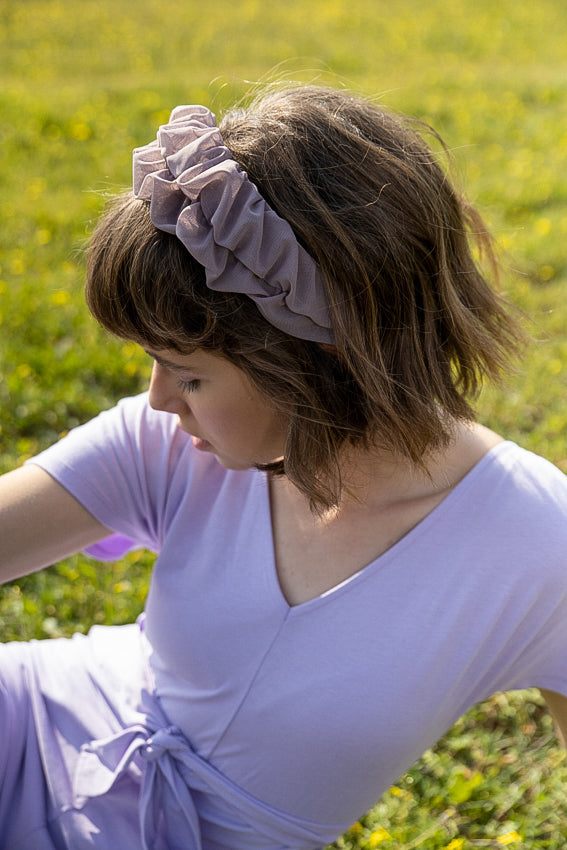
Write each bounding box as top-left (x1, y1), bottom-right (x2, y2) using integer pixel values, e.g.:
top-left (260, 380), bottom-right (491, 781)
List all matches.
top-left (275, 419), bottom-right (503, 521)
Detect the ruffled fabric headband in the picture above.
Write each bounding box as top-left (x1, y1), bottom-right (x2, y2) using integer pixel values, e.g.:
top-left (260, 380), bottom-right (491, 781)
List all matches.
top-left (133, 105), bottom-right (335, 343)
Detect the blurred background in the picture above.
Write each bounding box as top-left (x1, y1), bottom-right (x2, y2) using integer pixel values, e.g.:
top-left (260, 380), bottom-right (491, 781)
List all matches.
top-left (1, 1), bottom-right (566, 846)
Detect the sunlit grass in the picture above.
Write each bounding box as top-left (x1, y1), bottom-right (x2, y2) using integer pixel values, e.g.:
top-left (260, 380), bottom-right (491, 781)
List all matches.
top-left (1, 0), bottom-right (566, 846)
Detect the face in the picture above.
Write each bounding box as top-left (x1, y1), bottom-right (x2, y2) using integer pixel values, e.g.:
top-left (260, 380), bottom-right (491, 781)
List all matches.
top-left (146, 347), bottom-right (287, 470)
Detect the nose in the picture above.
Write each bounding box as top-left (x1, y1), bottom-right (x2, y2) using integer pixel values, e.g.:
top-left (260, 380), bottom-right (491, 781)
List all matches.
top-left (148, 362), bottom-right (188, 415)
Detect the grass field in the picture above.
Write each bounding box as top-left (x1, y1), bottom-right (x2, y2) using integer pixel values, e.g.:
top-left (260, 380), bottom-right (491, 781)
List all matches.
top-left (1, 0), bottom-right (567, 846)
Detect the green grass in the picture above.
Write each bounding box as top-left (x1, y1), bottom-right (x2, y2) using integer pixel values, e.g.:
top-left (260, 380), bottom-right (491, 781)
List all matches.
top-left (1, 0), bottom-right (567, 846)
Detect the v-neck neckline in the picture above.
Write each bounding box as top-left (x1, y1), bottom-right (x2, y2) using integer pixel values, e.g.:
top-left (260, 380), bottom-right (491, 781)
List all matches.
top-left (263, 441), bottom-right (514, 614)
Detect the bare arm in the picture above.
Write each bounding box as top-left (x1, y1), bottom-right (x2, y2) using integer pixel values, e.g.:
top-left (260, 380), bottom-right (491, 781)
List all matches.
top-left (541, 689), bottom-right (567, 747)
top-left (0, 464), bottom-right (111, 583)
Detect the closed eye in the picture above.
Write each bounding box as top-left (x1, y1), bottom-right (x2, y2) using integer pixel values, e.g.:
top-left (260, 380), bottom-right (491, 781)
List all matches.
top-left (176, 378), bottom-right (200, 394)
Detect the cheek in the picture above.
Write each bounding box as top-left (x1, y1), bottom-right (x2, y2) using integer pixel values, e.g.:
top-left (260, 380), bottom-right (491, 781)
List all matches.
top-left (193, 400), bottom-right (250, 437)
top-left (224, 405), bottom-right (284, 453)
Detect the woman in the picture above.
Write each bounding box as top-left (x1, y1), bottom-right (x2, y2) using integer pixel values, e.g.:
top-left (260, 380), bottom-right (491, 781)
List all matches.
top-left (1, 85), bottom-right (566, 849)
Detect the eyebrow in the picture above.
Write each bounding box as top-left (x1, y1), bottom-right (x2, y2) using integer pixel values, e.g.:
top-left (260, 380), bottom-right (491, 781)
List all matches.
top-left (144, 351), bottom-right (194, 375)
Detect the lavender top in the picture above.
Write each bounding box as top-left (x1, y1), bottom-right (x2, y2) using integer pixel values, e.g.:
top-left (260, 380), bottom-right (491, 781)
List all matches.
top-left (29, 393), bottom-right (567, 844)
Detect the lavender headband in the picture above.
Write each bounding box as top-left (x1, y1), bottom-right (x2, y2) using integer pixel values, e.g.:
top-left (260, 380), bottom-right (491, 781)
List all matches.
top-left (133, 105), bottom-right (334, 343)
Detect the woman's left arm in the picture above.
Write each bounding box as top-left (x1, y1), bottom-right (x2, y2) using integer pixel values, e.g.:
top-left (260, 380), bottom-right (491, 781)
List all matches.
top-left (541, 689), bottom-right (567, 746)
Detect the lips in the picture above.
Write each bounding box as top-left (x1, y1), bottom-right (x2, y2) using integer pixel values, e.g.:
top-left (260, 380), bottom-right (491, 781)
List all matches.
top-left (176, 418), bottom-right (213, 451)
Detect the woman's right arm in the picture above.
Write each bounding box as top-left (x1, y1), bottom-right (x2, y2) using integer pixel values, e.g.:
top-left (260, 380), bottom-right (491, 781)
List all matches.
top-left (0, 464), bottom-right (111, 583)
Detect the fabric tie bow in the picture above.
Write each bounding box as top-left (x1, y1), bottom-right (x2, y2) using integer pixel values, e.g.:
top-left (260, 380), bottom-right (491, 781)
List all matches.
top-left (73, 719), bottom-right (341, 849)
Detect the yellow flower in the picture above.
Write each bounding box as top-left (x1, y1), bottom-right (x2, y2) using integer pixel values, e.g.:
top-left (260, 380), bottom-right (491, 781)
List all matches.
top-left (534, 217), bottom-right (551, 236)
top-left (51, 290), bottom-right (71, 306)
top-left (10, 257), bottom-right (25, 275)
top-left (36, 228), bottom-right (52, 245)
top-left (389, 785), bottom-right (411, 798)
top-left (497, 831), bottom-right (522, 845)
top-left (444, 840), bottom-right (465, 850)
top-left (16, 364), bottom-right (32, 379)
top-left (539, 264), bottom-right (555, 281)
top-left (368, 827), bottom-right (392, 846)
top-left (348, 821), bottom-right (364, 835)
top-left (70, 122), bottom-right (91, 141)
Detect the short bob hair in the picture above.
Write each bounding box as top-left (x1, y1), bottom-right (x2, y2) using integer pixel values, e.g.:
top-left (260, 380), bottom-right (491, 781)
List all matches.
top-left (86, 85), bottom-right (523, 510)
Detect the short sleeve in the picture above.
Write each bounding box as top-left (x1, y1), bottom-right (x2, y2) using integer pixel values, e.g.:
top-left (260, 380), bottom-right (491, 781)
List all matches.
top-left (466, 448), bottom-right (567, 700)
top-left (26, 393), bottom-right (191, 556)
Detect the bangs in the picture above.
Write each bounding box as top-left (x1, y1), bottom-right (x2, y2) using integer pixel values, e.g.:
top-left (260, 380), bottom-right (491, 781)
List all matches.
top-left (86, 194), bottom-right (217, 352)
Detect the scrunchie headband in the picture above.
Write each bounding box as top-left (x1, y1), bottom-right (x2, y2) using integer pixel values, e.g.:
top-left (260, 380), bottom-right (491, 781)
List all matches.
top-left (133, 105), bottom-right (335, 343)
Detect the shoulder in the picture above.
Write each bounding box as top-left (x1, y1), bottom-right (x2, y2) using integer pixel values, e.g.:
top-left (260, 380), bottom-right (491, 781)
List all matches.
top-left (29, 392), bottom-right (235, 499)
top-left (460, 440), bottom-right (567, 567)
top-left (452, 422), bottom-right (567, 508)
top-left (486, 440), bottom-right (567, 504)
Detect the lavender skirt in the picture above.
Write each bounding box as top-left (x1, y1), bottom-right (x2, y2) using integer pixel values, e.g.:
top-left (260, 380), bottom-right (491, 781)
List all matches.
top-left (0, 621), bottom-right (336, 850)
top-left (0, 622), bottom-right (155, 849)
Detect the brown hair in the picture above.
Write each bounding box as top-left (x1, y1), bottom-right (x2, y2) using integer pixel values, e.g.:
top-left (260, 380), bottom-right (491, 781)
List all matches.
top-left (86, 85), bottom-right (524, 509)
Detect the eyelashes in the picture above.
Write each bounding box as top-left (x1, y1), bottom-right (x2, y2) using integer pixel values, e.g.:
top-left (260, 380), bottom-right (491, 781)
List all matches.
top-left (176, 378), bottom-right (200, 394)
top-left (147, 355), bottom-right (202, 396)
